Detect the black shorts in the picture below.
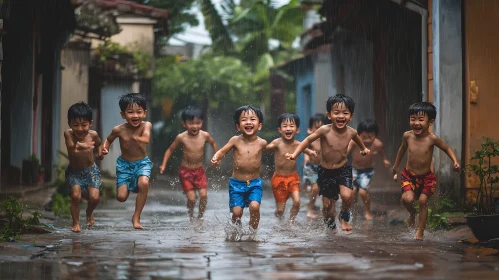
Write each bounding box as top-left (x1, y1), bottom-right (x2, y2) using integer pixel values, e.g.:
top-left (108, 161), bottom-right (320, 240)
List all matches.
top-left (317, 164), bottom-right (353, 200)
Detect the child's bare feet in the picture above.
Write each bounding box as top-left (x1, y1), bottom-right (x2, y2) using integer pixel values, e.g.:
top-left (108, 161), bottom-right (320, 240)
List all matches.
top-left (71, 223), bottom-right (81, 233)
top-left (86, 213), bottom-right (95, 228)
top-left (414, 229), bottom-right (424, 240)
top-left (307, 208), bottom-right (318, 219)
top-left (365, 212), bottom-right (373, 221)
top-left (340, 219), bottom-right (352, 231)
top-left (406, 215), bottom-right (416, 228)
top-left (132, 216), bottom-right (143, 230)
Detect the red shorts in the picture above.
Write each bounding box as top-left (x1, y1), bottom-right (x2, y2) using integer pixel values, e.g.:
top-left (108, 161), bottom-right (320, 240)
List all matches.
top-left (400, 168), bottom-right (436, 199)
top-left (271, 173), bottom-right (300, 203)
top-left (178, 166), bottom-right (208, 193)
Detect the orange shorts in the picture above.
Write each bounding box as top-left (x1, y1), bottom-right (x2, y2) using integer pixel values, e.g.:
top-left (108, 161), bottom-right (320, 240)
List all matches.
top-left (271, 173), bottom-right (300, 203)
top-left (400, 168), bottom-right (436, 199)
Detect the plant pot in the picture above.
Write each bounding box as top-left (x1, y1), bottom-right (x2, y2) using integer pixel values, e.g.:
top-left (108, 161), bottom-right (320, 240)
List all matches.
top-left (466, 214), bottom-right (499, 241)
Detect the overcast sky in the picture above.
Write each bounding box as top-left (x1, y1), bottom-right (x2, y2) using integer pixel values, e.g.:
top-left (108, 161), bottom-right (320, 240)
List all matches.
top-left (170, 0), bottom-right (292, 46)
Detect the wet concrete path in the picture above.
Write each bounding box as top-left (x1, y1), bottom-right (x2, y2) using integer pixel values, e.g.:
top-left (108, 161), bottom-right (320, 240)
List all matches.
top-left (1, 177), bottom-right (499, 279)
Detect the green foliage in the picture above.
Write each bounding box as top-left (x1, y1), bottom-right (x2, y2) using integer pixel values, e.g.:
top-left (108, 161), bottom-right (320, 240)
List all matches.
top-left (427, 198), bottom-right (456, 230)
top-left (129, 0), bottom-right (199, 37)
top-left (51, 194), bottom-right (71, 217)
top-left (153, 55), bottom-right (257, 109)
top-left (466, 137), bottom-right (499, 215)
top-left (0, 197), bottom-right (43, 241)
top-left (95, 41), bottom-right (152, 75)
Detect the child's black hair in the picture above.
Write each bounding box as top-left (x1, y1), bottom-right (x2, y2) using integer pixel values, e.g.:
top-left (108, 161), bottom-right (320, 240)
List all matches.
top-left (233, 105), bottom-right (263, 125)
top-left (309, 113), bottom-right (329, 129)
top-left (326, 94), bottom-right (355, 114)
top-left (119, 93), bottom-right (147, 112)
top-left (357, 119), bottom-right (379, 135)
top-left (181, 106), bottom-right (204, 121)
top-left (277, 113), bottom-right (300, 128)
top-left (409, 102), bottom-right (437, 120)
top-left (68, 102), bottom-right (93, 122)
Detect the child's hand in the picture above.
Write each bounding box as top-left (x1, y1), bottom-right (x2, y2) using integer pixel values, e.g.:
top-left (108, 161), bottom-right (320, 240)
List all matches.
top-left (391, 166), bottom-right (397, 176)
top-left (159, 164), bottom-right (166, 174)
top-left (393, 174), bottom-right (398, 182)
top-left (383, 159), bottom-right (391, 168)
top-left (210, 155), bottom-right (221, 166)
top-left (453, 162), bottom-right (461, 172)
top-left (285, 153), bottom-right (297, 160)
top-left (101, 147), bottom-right (109, 155)
top-left (360, 148), bottom-right (370, 156)
top-left (310, 150), bottom-right (318, 158)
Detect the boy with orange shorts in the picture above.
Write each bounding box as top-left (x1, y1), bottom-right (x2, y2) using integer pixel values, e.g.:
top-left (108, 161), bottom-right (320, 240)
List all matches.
top-left (266, 113), bottom-right (317, 224)
top-left (392, 102), bottom-right (460, 240)
top-left (159, 106), bottom-right (218, 221)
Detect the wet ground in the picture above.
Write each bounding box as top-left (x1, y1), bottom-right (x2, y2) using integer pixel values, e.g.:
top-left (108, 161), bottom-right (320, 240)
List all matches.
top-left (1, 176), bottom-right (499, 279)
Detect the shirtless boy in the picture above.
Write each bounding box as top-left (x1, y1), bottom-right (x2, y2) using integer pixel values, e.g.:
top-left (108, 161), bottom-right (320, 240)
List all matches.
top-left (266, 113), bottom-right (316, 224)
top-left (159, 106), bottom-right (218, 221)
top-left (211, 105), bottom-right (267, 237)
top-left (347, 119), bottom-right (390, 221)
top-left (64, 102), bottom-right (103, 232)
top-left (392, 102), bottom-right (460, 240)
top-left (101, 93), bottom-right (153, 229)
top-left (303, 113), bottom-right (328, 219)
top-left (287, 94), bottom-right (370, 233)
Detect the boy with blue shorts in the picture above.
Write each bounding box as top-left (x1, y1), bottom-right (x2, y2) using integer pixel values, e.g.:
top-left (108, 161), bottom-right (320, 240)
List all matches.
top-left (211, 105), bottom-right (268, 239)
top-left (347, 119), bottom-right (390, 221)
top-left (64, 102), bottom-right (104, 232)
top-left (101, 93), bottom-right (152, 229)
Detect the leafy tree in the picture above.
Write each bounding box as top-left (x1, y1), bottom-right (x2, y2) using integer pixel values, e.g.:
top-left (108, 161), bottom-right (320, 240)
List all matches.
top-left (130, 0), bottom-right (199, 37)
top-left (153, 55), bottom-right (256, 110)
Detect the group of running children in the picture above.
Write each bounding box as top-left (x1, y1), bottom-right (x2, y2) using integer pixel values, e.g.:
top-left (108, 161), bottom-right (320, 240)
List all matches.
top-left (64, 93), bottom-right (460, 241)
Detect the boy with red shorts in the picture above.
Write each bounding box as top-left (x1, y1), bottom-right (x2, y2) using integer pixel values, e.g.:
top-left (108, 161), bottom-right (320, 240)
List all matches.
top-left (392, 102), bottom-right (460, 240)
top-left (266, 113), bottom-right (317, 224)
top-left (159, 106), bottom-right (218, 221)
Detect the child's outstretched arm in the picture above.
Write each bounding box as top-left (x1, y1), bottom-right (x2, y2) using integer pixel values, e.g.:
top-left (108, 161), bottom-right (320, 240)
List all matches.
top-left (392, 132), bottom-right (409, 178)
top-left (286, 127), bottom-right (323, 160)
top-left (376, 140), bottom-right (390, 167)
top-left (304, 148), bottom-right (318, 158)
top-left (433, 135), bottom-right (460, 172)
top-left (134, 122), bottom-right (152, 144)
top-left (211, 136), bottom-right (236, 165)
top-left (347, 140), bottom-right (356, 156)
top-left (93, 132), bottom-right (104, 160)
top-left (101, 127), bottom-right (119, 156)
top-left (264, 139), bottom-right (278, 153)
top-left (159, 135), bottom-right (180, 174)
top-left (206, 133), bottom-right (218, 154)
top-left (352, 134), bottom-right (370, 156)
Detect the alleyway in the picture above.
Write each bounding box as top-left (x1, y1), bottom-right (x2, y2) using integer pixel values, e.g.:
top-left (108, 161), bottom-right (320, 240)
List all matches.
top-left (1, 176), bottom-right (499, 279)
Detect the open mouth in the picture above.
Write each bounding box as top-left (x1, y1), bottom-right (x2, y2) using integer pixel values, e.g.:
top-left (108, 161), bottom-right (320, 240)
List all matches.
top-left (131, 119), bottom-right (140, 125)
top-left (336, 120), bottom-right (346, 126)
top-left (244, 126), bottom-right (253, 132)
top-left (285, 132), bottom-right (293, 137)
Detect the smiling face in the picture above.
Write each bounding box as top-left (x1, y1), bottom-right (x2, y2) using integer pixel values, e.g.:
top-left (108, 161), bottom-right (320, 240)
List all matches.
top-left (278, 119), bottom-right (299, 141)
top-left (120, 103), bottom-right (147, 128)
top-left (182, 117), bottom-right (203, 136)
top-left (327, 102), bottom-right (353, 130)
top-left (68, 118), bottom-right (93, 141)
top-left (236, 110), bottom-right (262, 136)
top-left (410, 112), bottom-right (433, 136)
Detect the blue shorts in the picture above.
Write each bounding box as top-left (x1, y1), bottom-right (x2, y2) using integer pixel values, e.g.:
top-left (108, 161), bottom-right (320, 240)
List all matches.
top-left (303, 162), bottom-right (319, 185)
top-left (228, 177), bottom-right (263, 210)
top-left (116, 156), bottom-right (152, 193)
top-left (352, 167), bottom-right (375, 191)
top-left (65, 163), bottom-right (102, 192)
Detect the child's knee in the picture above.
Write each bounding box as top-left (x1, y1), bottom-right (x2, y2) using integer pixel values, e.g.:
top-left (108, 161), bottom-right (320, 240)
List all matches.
top-left (88, 193), bottom-right (100, 204)
top-left (187, 197), bottom-right (196, 205)
top-left (199, 192), bottom-right (208, 201)
top-left (70, 192), bottom-right (81, 202)
top-left (292, 200), bottom-right (300, 208)
top-left (138, 178), bottom-right (149, 190)
top-left (418, 197), bottom-right (428, 208)
top-left (249, 202), bottom-right (260, 213)
top-left (401, 192), bottom-right (415, 204)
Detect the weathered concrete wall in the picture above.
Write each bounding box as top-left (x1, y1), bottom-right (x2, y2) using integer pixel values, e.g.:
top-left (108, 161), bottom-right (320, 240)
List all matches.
top-left (432, 0), bottom-right (463, 199)
top-left (312, 48), bottom-right (333, 116)
top-left (59, 42), bottom-right (91, 164)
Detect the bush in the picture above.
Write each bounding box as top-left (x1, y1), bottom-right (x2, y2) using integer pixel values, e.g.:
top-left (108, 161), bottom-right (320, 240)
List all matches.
top-left (51, 193), bottom-right (71, 217)
top-left (0, 197), bottom-right (44, 241)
